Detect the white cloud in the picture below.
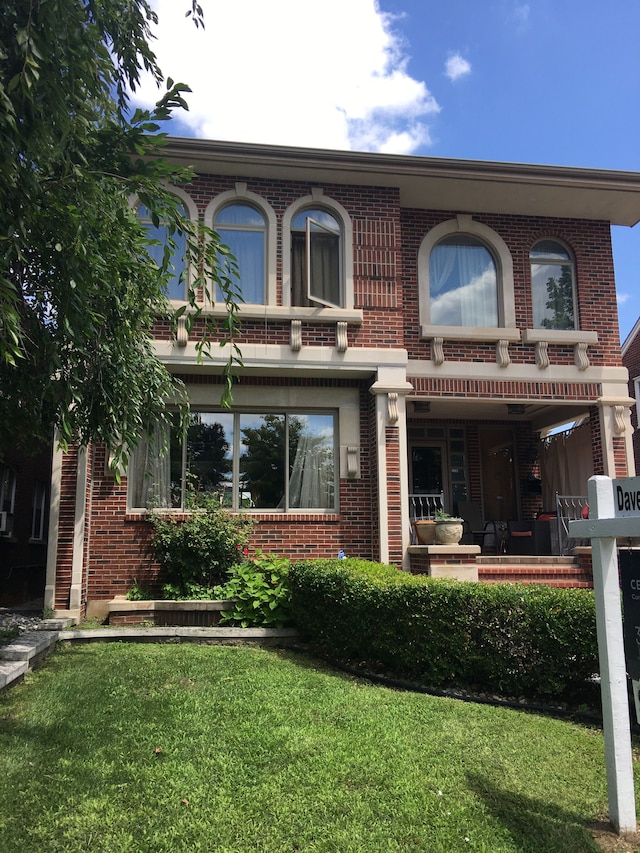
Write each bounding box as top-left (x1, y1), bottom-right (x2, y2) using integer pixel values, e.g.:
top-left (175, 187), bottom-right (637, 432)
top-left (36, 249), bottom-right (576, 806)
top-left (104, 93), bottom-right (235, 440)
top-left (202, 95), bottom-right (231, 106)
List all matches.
top-left (512, 4), bottom-right (531, 32)
top-left (131, 0), bottom-right (440, 155)
top-left (444, 52), bottom-right (471, 82)
top-left (617, 292), bottom-right (630, 305)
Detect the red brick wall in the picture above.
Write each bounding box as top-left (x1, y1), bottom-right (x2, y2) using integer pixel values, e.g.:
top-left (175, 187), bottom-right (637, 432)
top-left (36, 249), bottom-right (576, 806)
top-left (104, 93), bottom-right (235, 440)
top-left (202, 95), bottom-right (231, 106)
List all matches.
top-left (51, 172), bottom-right (627, 608)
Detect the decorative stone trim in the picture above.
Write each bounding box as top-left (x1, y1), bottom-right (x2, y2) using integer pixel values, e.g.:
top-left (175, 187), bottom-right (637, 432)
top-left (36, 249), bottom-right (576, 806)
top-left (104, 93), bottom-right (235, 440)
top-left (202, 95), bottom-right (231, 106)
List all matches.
top-left (614, 405), bottom-right (627, 436)
top-left (176, 315), bottom-right (188, 347)
top-left (496, 339), bottom-right (511, 368)
top-left (387, 392), bottom-right (399, 425)
top-left (432, 336), bottom-right (444, 366)
top-left (535, 339), bottom-right (550, 369)
top-left (522, 328), bottom-right (598, 372)
top-left (336, 321), bottom-right (348, 352)
top-left (574, 341), bottom-right (590, 371)
top-left (290, 319), bottom-right (302, 351)
top-left (346, 446), bottom-right (358, 478)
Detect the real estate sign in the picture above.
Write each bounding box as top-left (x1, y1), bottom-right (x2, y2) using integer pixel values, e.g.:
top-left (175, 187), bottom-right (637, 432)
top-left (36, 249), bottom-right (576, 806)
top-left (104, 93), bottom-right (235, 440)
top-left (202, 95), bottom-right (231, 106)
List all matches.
top-left (613, 476), bottom-right (640, 518)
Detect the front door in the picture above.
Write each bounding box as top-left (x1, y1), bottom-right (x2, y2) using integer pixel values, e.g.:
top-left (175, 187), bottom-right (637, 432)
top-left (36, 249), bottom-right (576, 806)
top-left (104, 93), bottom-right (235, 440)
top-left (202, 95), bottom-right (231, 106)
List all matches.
top-left (480, 427), bottom-right (517, 522)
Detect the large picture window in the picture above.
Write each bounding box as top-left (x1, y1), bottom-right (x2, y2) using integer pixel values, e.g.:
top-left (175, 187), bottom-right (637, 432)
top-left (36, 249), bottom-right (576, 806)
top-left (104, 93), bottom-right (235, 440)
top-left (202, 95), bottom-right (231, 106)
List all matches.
top-left (429, 234), bottom-right (498, 327)
top-left (291, 208), bottom-right (342, 308)
top-left (214, 203), bottom-right (266, 304)
top-left (530, 240), bottom-right (577, 330)
top-left (130, 411), bottom-right (336, 512)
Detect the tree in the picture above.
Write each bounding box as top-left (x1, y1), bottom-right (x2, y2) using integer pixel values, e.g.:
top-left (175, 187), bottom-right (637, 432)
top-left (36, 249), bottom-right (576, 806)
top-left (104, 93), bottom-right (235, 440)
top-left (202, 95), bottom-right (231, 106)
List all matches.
top-left (0, 0), bottom-right (241, 467)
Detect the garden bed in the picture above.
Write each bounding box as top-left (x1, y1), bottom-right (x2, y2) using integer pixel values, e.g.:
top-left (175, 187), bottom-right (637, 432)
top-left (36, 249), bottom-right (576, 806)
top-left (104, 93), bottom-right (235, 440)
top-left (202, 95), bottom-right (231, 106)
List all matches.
top-left (107, 598), bottom-right (234, 627)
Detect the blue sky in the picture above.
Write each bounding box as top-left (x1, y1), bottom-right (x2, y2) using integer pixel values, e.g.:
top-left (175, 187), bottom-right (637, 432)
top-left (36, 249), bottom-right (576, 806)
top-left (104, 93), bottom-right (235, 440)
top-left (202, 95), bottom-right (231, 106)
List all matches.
top-left (136, 0), bottom-right (640, 342)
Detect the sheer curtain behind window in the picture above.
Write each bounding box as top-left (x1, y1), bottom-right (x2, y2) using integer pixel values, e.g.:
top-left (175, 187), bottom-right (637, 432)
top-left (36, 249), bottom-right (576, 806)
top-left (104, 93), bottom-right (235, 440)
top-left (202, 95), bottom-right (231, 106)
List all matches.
top-left (130, 426), bottom-right (171, 508)
top-left (215, 204), bottom-right (266, 304)
top-left (288, 416), bottom-right (334, 508)
top-left (430, 237), bottom-right (498, 326)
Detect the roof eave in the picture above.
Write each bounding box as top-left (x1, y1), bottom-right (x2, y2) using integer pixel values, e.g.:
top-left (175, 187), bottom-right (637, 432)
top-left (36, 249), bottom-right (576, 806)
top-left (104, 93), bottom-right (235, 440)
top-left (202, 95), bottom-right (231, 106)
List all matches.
top-left (160, 137), bottom-right (640, 226)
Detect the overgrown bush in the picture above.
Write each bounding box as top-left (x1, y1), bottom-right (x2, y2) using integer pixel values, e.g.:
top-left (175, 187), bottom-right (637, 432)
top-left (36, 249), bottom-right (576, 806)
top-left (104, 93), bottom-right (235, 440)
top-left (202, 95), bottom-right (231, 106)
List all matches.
top-left (216, 552), bottom-right (292, 628)
top-left (288, 559), bottom-right (599, 704)
top-left (147, 495), bottom-right (254, 596)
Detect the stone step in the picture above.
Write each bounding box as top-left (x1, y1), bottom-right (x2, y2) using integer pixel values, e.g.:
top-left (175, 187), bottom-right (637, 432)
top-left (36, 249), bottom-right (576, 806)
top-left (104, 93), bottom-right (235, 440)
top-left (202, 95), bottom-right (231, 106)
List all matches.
top-left (478, 564), bottom-right (592, 588)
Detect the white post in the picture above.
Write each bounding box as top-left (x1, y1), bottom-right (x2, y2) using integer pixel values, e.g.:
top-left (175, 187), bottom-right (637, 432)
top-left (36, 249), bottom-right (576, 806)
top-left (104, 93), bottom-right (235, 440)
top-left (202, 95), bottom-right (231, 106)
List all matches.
top-left (588, 476), bottom-right (636, 834)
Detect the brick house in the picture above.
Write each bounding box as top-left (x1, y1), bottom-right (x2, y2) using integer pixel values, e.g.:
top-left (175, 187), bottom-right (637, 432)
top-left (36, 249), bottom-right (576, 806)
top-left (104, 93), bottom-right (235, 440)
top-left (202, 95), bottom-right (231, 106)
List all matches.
top-left (622, 317), bottom-right (640, 472)
top-left (43, 139), bottom-right (640, 619)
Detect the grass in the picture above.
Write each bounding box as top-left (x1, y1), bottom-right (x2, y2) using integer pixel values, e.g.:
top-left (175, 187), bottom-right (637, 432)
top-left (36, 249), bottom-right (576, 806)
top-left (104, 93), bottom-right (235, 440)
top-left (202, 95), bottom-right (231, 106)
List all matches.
top-left (0, 643), bottom-right (636, 852)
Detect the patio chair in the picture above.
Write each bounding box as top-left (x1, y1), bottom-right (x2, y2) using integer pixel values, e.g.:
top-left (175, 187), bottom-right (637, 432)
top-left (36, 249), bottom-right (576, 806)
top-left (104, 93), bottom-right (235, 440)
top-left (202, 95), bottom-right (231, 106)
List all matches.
top-left (458, 501), bottom-right (500, 553)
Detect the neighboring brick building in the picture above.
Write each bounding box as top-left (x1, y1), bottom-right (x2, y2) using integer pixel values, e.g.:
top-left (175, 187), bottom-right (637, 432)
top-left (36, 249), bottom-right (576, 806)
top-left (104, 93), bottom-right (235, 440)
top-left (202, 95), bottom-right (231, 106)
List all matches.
top-left (43, 139), bottom-right (640, 619)
top-left (622, 317), bottom-right (640, 474)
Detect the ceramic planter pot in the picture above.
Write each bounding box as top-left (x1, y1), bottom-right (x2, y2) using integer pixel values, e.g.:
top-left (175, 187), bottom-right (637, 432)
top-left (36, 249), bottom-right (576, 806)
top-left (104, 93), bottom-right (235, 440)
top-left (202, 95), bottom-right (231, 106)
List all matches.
top-left (414, 519), bottom-right (437, 545)
top-left (435, 518), bottom-right (464, 545)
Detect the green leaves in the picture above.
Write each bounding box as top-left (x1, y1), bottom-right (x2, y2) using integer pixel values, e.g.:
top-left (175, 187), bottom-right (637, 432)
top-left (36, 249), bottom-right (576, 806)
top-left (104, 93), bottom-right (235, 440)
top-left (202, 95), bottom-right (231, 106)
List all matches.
top-left (218, 552), bottom-right (292, 628)
top-left (0, 1), bottom-right (242, 462)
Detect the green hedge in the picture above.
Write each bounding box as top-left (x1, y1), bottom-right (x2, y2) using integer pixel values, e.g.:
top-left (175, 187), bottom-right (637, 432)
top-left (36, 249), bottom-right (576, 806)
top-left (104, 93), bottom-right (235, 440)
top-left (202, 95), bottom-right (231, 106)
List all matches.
top-left (288, 559), bottom-right (599, 703)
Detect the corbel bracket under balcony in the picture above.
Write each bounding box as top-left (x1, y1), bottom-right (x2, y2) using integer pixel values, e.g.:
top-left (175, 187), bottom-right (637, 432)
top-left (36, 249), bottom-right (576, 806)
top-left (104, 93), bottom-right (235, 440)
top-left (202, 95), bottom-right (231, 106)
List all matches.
top-left (522, 329), bottom-right (598, 371)
top-left (421, 326), bottom-right (521, 366)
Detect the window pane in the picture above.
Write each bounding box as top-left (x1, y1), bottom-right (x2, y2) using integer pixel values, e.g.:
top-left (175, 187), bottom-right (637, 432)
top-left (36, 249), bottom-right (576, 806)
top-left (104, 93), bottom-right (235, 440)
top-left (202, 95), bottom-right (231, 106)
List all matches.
top-left (429, 236), bottom-right (498, 326)
top-left (138, 203), bottom-right (188, 301)
top-left (216, 203), bottom-right (265, 227)
top-left (530, 240), bottom-right (570, 260)
top-left (309, 228), bottom-right (340, 307)
top-left (531, 263), bottom-right (575, 329)
top-left (216, 228), bottom-right (265, 304)
top-left (129, 420), bottom-right (177, 509)
top-left (292, 209), bottom-right (339, 231)
top-left (186, 413), bottom-right (233, 500)
top-left (291, 208), bottom-right (342, 308)
top-left (239, 414), bottom-right (285, 509)
top-left (289, 414), bottom-right (335, 509)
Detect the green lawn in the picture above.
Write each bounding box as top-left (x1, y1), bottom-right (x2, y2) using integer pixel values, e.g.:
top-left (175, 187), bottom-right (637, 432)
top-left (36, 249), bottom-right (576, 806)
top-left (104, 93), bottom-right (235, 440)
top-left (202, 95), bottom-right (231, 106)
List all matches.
top-left (0, 642), bottom-right (635, 852)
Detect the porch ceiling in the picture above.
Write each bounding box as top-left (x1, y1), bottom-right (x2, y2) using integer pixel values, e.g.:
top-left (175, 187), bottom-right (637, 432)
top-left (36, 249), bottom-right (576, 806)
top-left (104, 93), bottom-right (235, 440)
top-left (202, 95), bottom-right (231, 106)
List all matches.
top-left (408, 396), bottom-right (590, 434)
top-left (164, 137), bottom-right (640, 226)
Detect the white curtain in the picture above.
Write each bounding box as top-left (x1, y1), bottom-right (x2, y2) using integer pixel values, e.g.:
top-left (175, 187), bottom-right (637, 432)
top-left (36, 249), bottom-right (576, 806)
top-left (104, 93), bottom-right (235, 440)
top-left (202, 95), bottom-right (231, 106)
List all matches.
top-left (130, 426), bottom-right (171, 508)
top-left (540, 422), bottom-right (593, 508)
top-left (430, 243), bottom-right (497, 326)
top-left (217, 228), bottom-right (264, 304)
top-left (288, 431), bottom-right (334, 509)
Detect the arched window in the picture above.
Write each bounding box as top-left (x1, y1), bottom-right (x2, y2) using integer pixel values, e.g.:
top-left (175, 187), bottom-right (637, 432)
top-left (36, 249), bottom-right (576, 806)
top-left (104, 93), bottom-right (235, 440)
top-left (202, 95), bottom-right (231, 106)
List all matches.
top-left (137, 200), bottom-right (189, 301)
top-left (290, 208), bottom-right (342, 308)
top-left (214, 203), bottom-right (267, 304)
top-left (418, 216), bottom-right (515, 333)
top-left (530, 240), bottom-right (577, 330)
top-left (429, 234), bottom-right (498, 327)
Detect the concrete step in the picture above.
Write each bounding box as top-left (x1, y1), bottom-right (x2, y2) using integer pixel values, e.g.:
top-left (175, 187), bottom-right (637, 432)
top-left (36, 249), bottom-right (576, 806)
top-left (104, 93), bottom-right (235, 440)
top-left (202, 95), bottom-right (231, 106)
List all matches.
top-left (478, 563), bottom-right (592, 587)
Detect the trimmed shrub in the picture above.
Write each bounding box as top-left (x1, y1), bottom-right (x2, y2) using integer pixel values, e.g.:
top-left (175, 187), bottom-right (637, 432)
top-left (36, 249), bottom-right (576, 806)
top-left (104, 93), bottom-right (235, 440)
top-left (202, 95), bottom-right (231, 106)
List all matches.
top-left (288, 559), bottom-right (599, 704)
top-left (148, 496), bottom-right (254, 595)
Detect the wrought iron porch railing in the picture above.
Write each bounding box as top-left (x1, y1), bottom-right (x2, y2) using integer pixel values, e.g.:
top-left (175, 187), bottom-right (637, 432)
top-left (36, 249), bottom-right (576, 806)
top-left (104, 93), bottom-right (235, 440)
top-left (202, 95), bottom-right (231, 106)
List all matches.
top-left (555, 494), bottom-right (589, 555)
top-left (409, 492), bottom-right (445, 521)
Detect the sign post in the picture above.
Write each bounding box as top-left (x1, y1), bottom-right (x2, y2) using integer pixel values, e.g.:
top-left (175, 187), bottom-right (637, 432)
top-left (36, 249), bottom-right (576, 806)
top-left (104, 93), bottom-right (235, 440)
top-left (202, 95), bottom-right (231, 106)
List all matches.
top-left (570, 475), bottom-right (638, 834)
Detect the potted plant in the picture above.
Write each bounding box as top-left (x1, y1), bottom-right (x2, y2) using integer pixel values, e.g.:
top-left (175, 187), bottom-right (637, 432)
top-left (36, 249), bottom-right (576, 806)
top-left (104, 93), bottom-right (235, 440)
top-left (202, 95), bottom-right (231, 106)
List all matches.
top-left (434, 509), bottom-right (464, 545)
top-left (414, 518), bottom-right (437, 545)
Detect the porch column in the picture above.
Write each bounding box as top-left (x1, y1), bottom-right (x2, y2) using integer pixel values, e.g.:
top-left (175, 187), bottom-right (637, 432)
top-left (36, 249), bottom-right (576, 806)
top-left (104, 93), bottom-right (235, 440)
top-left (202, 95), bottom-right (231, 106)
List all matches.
top-left (370, 369), bottom-right (413, 568)
top-left (44, 437), bottom-right (64, 614)
top-left (597, 400), bottom-right (636, 478)
top-left (69, 444), bottom-right (89, 615)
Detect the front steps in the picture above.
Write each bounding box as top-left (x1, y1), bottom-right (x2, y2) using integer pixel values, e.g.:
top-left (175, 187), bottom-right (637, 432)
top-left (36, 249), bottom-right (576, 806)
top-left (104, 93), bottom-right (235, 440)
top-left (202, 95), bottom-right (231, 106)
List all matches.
top-left (477, 555), bottom-right (593, 588)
